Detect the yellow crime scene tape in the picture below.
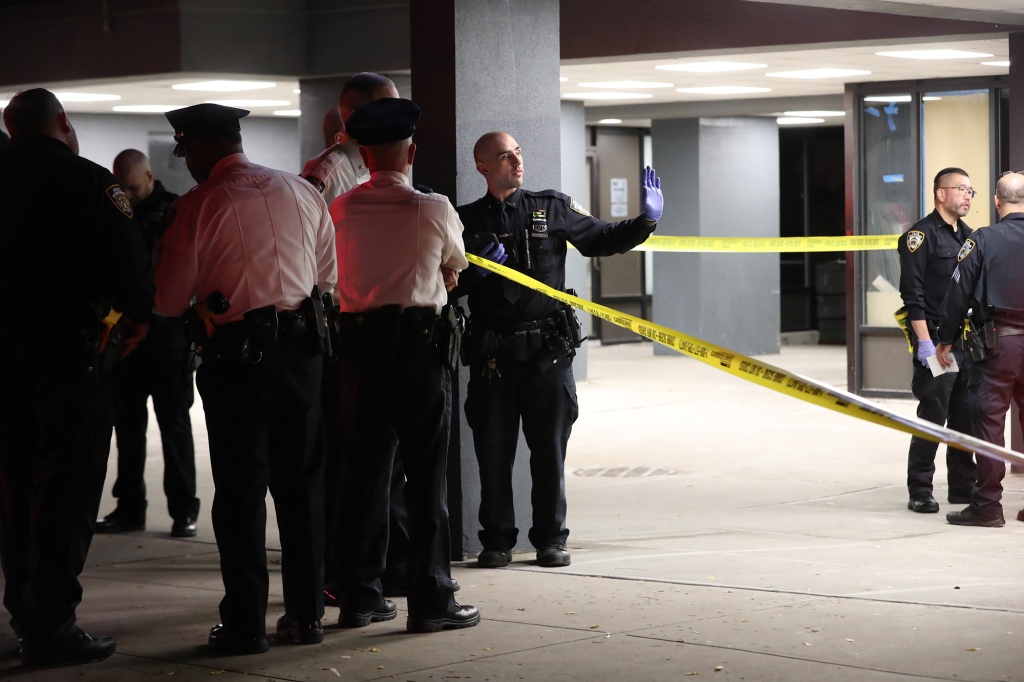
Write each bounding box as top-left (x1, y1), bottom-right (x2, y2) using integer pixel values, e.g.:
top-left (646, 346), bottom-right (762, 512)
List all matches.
top-left (466, 254), bottom-right (1024, 469)
top-left (571, 234), bottom-right (900, 253)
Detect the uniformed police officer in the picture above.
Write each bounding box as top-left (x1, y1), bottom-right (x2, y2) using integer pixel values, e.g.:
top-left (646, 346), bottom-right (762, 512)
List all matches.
top-left (936, 171), bottom-right (1024, 528)
top-left (0, 88), bottom-right (153, 667)
top-left (96, 149), bottom-right (200, 538)
top-left (456, 132), bottom-right (663, 568)
top-left (897, 167), bottom-right (977, 514)
top-left (329, 98), bottom-right (479, 633)
top-left (302, 73), bottom-right (414, 603)
top-left (154, 103), bottom-right (338, 653)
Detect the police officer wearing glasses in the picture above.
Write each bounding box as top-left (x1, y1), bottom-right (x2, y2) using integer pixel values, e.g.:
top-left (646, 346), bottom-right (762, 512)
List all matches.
top-left (456, 131), bottom-right (663, 569)
top-left (936, 171), bottom-right (1024, 528)
top-left (897, 167), bottom-right (977, 515)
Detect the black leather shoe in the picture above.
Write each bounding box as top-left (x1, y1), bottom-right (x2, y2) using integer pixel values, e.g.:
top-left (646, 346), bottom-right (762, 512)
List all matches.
top-left (171, 517), bottom-right (197, 538)
top-left (339, 599), bottom-right (397, 628)
top-left (536, 545), bottom-right (571, 567)
top-left (1017, 508), bottom-right (1024, 523)
top-left (95, 508), bottom-right (145, 533)
top-left (275, 615), bottom-right (324, 644)
top-left (946, 508), bottom-right (1005, 527)
top-left (407, 604), bottom-right (481, 633)
top-left (207, 624), bottom-right (269, 655)
top-left (21, 628), bottom-right (116, 668)
top-left (477, 548), bottom-right (512, 568)
top-left (907, 495), bottom-right (939, 514)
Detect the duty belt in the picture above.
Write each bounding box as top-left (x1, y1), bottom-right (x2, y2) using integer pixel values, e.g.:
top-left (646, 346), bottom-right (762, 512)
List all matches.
top-left (204, 308), bottom-right (307, 363)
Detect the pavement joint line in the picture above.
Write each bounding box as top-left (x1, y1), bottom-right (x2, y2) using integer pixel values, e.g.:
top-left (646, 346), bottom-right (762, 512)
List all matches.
top-left (626, 634), bottom-right (978, 682)
top-left (506, 568), bottom-right (1024, 614)
top-left (561, 541), bottom-right (876, 564)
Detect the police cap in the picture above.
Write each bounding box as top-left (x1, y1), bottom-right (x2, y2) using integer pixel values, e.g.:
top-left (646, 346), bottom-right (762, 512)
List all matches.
top-left (165, 103), bottom-right (249, 157)
top-left (346, 98), bottom-right (421, 146)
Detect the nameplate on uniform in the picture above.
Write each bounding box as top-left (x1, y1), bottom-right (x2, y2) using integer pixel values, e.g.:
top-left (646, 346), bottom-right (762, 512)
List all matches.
top-left (569, 197), bottom-right (591, 217)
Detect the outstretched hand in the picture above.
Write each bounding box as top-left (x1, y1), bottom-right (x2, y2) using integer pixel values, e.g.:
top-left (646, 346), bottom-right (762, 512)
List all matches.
top-left (641, 165), bottom-right (663, 223)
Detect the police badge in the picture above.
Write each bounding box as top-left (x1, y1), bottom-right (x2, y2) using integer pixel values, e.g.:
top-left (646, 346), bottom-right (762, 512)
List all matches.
top-left (906, 230), bottom-right (924, 253)
top-left (106, 184), bottom-right (134, 218)
top-left (957, 238), bottom-right (975, 262)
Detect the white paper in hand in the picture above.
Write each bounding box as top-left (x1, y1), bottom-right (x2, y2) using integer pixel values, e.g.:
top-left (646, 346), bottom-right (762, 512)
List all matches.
top-left (927, 353), bottom-right (959, 377)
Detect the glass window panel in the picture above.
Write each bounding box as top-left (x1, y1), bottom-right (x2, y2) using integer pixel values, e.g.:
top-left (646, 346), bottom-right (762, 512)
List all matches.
top-left (922, 90), bottom-right (991, 229)
top-left (861, 94), bottom-right (912, 328)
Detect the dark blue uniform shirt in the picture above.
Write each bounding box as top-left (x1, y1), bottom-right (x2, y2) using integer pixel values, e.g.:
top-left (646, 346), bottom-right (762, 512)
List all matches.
top-left (898, 209), bottom-right (970, 327)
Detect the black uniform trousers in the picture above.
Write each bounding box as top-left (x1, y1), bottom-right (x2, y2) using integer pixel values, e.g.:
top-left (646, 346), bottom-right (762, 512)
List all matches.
top-left (335, 345), bottom-right (455, 619)
top-left (966, 335), bottom-right (1024, 519)
top-left (196, 330), bottom-right (325, 637)
top-left (465, 354), bottom-right (579, 552)
top-left (907, 344), bottom-right (976, 500)
top-left (322, 354), bottom-right (410, 590)
top-left (0, 335), bottom-right (113, 644)
top-left (112, 317), bottom-right (199, 520)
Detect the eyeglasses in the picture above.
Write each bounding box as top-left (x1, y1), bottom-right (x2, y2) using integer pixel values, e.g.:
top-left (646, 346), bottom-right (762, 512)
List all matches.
top-left (939, 185), bottom-right (976, 198)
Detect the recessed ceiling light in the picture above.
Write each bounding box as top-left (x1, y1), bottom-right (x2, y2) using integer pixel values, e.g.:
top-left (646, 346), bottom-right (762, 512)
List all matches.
top-left (863, 95), bottom-right (911, 102)
top-left (656, 61), bottom-right (767, 73)
top-left (766, 68), bottom-right (870, 79)
top-left (562, 92), bottom-right (655, 100)
top-left (875, 49), bottom-right (993, 60)
top-left (112, 104), bottom-right (180, 113)
top-left (577, 81), bottom-right (673, 89)
top-left (783, 110), bottom-right (845, 117)
top-left (922, 96), bottom-right (943, 101)
top-left (206, 99), bottom-right (291, 107)
top-left (292, 88), bottom-right (301, 94)
top-left (675, 86), bottom-right (771, 95)
top-left (598, 118), bottom-right (623, 124)
top-left (559, 77), bottom-right (569, 82)
top-left (173, 80), bottom-right (277, 92)
top-left (54, 92), bottom-right (121, 102)
top-left (778, 117), bottom-right (825, 125)
top-left (982, 60), bottom-right (1010, 67)
top-left (274, 109), bottom-right (301, 117)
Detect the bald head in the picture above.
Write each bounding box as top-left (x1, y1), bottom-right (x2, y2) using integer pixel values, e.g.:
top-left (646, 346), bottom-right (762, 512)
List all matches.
top-left (2, 88), bottom-right (79, 154)
top-left (996, 173), bottom-right (1024, 217)
top-left (113, 149), bottom-right (155, 206)
top-left (473, 131), bottom-right (524, 200)
top-left (338, 72), bottom-right (399, 124)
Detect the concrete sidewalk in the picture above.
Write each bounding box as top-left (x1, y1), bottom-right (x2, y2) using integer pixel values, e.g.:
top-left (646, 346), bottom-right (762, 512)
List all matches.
top-left (3, 341), bottom-right (1023, 681)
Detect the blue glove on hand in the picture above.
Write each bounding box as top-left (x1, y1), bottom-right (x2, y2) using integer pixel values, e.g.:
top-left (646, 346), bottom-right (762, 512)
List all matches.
top-left (641, 165), bottom-right (663, 223)
top-left (916, 339), bottom-right (935, 367)
top-left (474, 241), bottom-right (508, 277)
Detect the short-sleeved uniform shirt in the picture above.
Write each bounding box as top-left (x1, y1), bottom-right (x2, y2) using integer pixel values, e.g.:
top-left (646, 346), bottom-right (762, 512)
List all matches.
top-left (301, 139), bottom-right (368, 207)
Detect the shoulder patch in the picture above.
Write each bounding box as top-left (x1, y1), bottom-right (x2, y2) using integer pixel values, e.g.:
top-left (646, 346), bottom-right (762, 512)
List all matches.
top-left (906, 230), bottom-right (924, 253)
top-left (107, 184), bottom-right (133, 218)
top-left (569, 197), bottom-right (591, 217)
top-left (957, 238), bottom-right (975, 262)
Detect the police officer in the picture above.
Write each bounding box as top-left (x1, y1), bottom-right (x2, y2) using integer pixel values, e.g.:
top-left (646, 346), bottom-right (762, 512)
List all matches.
top-left (154, 103), bottom-right (337, 653)
top-left (329, 98), bottom-right (478, 633)
top-left (0, 88), bottom-right (153, 667)
top-left (898, 167), bottom-right (977, 514)
top-left (302, 72), bottom-right (414, 603)
top-left (936, 171), bottom-right (1024, 528)
top-left (96, 149), bottom-right (200, 538)
top-left (456, 132), bottom-right (663, 568)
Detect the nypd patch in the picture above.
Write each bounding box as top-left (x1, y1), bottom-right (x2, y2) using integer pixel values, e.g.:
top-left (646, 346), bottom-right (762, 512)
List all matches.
top-left (569, 197), bottom-right (591, 217)
top-left (957, 239), bottom-right (975, 262)
top-left (906, 230), bottom-right (924, 253)
top-left (106, 184), bottom-right (133, 218)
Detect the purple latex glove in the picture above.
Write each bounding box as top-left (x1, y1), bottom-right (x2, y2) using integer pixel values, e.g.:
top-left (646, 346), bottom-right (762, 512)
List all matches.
top-left (641, 165), bottom-right (663, 222)
top-left (475, 241), bottom-right (508, 277)
top-left (916, 339), bottom-right (935, 367)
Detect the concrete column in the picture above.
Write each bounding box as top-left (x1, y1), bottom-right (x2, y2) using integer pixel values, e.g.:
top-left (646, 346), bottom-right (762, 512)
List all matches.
top-left (1009, 33), bottom-right (1024, 468)
top-left (651, 117), bottom-right (780, 357)
top-left (410, 0), bottom-right (561, 558)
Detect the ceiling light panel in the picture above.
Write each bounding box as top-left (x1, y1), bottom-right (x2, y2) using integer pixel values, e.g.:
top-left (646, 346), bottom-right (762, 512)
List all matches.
top-left (675, 86), bottom-right (772, 95)
top-left (205, 99), bottom-right (291, 107)
top-left (562, 92), bottom-right (655, 100)
top-left (54, 92), bottom-right (121, 102)
top-left (655, 61), bottom-right (767, 73)
top-left (577, 81), bottom-right (674, 88)
top-left (173, 80), bottom-right (277, 91)
top-left (783, 110), bottom-right (845, 117)
top-left (875, 49), bottom-right (993, 60)
top-left (777, 117), bottom-right (825, 125)
top-left (112, 104), bottom-right (180, 113)
top-left (766, 68), bottom-right (871, 79)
